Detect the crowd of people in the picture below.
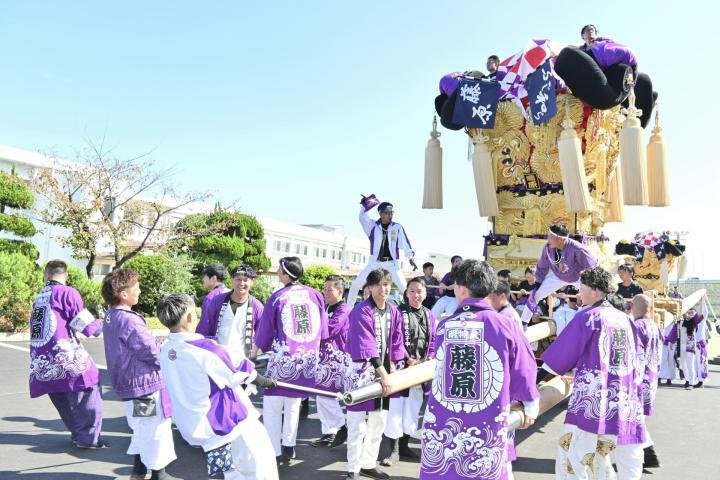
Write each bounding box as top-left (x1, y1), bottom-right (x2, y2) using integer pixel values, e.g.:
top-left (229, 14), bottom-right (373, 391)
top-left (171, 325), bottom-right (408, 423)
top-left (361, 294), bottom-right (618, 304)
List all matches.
top-left (26, 205), bottom-right (715, 480)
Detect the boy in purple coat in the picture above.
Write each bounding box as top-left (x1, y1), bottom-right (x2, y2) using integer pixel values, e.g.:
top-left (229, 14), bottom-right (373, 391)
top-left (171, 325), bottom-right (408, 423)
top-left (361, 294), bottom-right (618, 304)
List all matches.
top-left (311, 274), bottom-right (352, 448)
top-left (345, 268), bottom-right (407, 480)
top-left (520, 224), bottom-right (597, 324)
top-left (541, 266), bottom-right (643, 480)
top-left (200, 263), bottom-right (230, 313)
top-left (197, 264), bottom-right (263, 359)
top-left (420, 260), bottom-right (539, 480)
top-left (254, 256), bottom-right (329, 461)
top-left (29, 260), bottom-right (105, 449)
top-left (627, 294), bottom-right (662, 470)
top-left (158, 293), bottom-right (279, 480)
top-left (381, 276), bottom-right (437, 466)
top-left (101, 269), bottom-right (177, 480)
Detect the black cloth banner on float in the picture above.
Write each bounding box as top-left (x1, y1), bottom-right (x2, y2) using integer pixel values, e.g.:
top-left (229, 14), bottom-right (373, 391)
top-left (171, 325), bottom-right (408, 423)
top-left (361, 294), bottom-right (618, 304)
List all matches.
top-left (451, 79), bottom-right (501, 128)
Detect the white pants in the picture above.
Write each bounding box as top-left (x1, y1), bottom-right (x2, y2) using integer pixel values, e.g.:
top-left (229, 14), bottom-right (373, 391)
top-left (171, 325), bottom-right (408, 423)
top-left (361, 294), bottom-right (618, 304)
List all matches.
top-left (521, 272), bottom-right (582, 324)
top-left (346, 410), bottom-right (387, 473)
top-left (225, 416), bottom-right (279, 480)
top-left (262, 396), bottom-right (302, 456)
top-left (347, 260), bottom-right (407, 307)
top-left (679, 345), bottom-right (698, 385)
top-left (555, 425), bottom-right (642, 480)
top-left (613, 444), bottom-right (644, 480)
top-left (431, 296), bottom-right (458, 319)
top-left (659, 342), bottom-right (677, 380)
top-left (124, 391), bottom-right (176, 470)
top-left (317, 395), bottom-right (345, 435)
top-left (384, 386), bottom-right (424, 439)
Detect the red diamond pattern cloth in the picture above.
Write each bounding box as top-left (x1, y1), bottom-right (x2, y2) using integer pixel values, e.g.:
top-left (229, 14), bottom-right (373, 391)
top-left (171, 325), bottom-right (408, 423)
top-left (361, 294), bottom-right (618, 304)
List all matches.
top-left (633, 231), bottom-right (661, 250)
top-left (496, 39), bottom-right (566, 104)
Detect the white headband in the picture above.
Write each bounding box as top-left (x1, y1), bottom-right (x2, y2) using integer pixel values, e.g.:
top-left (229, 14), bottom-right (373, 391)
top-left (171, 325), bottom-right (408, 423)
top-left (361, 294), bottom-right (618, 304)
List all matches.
top-left (548, 229), bottom-right (569, 238)
top-left (280, 261), bottom-right (298, 279)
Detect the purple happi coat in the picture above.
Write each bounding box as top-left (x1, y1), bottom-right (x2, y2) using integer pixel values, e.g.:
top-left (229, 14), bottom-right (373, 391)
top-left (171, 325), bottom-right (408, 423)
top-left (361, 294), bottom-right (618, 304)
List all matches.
top-left (535, 238), bottom-right (597, 285)
top-left (196, 291), bottom-right (264, 356)
top-left (542, 300), bottom-right (644, 444)
top-left (315, 302), bottom-right (352, 393)
top-left (345, 298), bottom-right (407, 412)
top-left (29, 281), bottom-right (102, 398)
top-left (103, 307), bottom-right (167, 403)
top-left (254, 283), bottom-right (329, 398)
top-left (585, 38), bottom-right (638, 69)
top-left (420, 298), bottom-right (539, 480)
top-left (200, 285), bottom-right (230, 314)
top-left (200, 285), bottom-right (229, 315)
top-left (632, 315), bottom-right (661, 416)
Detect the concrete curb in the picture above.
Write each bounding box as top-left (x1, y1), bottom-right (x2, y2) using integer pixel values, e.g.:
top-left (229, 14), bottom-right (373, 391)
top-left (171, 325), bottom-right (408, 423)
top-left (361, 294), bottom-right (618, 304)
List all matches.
top-left (0, 329), bottom-right (169, 342)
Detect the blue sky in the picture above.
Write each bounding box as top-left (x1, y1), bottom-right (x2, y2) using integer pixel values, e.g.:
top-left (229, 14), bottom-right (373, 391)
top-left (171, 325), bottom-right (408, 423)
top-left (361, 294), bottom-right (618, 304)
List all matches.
top-left (1, 1), bottom-right (716, 277)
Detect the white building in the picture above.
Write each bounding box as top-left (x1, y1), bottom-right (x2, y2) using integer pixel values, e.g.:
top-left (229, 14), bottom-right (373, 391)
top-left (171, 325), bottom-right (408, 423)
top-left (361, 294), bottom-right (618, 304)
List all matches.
top-left (1, 144), bottom-right (452, 279)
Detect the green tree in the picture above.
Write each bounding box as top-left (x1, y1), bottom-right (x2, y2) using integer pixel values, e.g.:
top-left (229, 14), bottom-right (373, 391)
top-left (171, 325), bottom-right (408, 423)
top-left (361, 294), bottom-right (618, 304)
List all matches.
top-left (124, 254), bottom-right (196, 316)
top-left (301, 264), bottom-right (340, 291)
top-left (0, 167), bottom-right (39, 261)
top-left (174, 209), bottom-right (271, 299)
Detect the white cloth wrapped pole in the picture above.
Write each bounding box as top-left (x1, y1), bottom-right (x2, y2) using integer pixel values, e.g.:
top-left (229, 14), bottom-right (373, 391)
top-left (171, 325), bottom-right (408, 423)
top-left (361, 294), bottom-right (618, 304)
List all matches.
top-left (274, 381), bottom-right (343, 400)
top-left (422, 117), bottom-right (443, 209)
top-left (620, 88), bottom-right (649, 205)
top-left (471, 133), bottom-right (499, 217)
top-left (507, 376), bottom-right (574, 432)
top-left (557, 110), bottom-right (591, 212)
top-left (647, 109), bottom-right (670, 207)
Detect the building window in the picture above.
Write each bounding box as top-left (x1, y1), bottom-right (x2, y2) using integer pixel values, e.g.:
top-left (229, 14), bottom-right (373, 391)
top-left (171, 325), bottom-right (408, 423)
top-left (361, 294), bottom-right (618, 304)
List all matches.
top-left (274, 237), bottom-right (291, 253)
top-left (295, 243), bottom-right (309, 256)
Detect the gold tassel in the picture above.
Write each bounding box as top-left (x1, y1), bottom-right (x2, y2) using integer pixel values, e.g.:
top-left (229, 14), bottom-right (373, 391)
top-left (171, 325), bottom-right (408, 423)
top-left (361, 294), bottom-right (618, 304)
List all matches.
top-left (620, 81), bottom-right (649, 205)
top-left (557, 97), bottom-right (592, 212)
top-left (471, 132), bottom-right (499, 217)
top-left (605, 164), bottom-right (625, 223)
top-left (677, 254), bottom-right (688, 280)
top-left (422, 116), bottom-right (443, 209)
top-left (647, 106), bottom-right (670, 207)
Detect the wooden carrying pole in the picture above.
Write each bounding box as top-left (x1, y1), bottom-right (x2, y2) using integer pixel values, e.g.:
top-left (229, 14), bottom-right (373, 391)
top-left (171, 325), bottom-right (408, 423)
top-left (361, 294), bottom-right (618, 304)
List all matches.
top-left (343, 320), bottom-right (557, 405)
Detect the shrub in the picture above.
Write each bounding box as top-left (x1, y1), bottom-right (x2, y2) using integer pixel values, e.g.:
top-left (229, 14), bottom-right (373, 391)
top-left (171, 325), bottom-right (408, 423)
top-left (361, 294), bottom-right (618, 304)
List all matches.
top-left (124, 254), bottom-right (196, 316)
top-left (66, 265), bottom-right (103, 317)
top-left (0, 252), bottom-right (43, 332)
top-left (249, 275), bottom-right (273, 303)
top-left (301, 264), bottom-right (340, 292)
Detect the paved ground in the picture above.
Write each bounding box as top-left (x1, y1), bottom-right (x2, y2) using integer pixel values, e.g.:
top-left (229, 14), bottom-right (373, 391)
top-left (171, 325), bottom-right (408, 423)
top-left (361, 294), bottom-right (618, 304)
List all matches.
top-left (1, 338), bottom-right (719, 479)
